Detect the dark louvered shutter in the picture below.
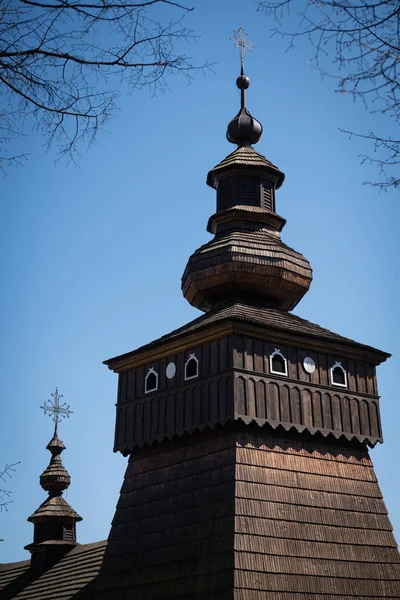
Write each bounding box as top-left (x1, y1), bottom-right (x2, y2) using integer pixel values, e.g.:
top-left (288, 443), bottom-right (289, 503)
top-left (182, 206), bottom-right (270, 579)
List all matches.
top-left (64, 525), bottom-right (74, 542)
top-left (239, 177), bottom-right (258, 206)
top-left (218, 178), bottom-right (234, 211)
top-left (262, 178), bottom-right (273, 211)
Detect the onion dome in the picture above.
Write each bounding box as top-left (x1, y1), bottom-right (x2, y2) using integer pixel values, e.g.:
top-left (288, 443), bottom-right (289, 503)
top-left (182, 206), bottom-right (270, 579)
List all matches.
top-left (227, 69), bottom-right (263, 146)
top-left (182, 206), bottom-right (312, 312)
top-left (39, 431), bottom-right (71, 492)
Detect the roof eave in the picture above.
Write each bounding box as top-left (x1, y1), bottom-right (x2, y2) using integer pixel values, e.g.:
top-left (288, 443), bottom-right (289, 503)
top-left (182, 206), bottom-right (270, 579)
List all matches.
top-left (104, 313), bottom-right (390, 373)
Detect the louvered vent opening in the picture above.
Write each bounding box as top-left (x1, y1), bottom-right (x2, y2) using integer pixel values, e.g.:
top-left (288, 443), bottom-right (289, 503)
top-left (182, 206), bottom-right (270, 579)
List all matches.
top-left (239, 177), bottom-right (258, 206)
top-left (217, 178), bottom-right (234, 211)
top-left (63, 525), bottom-right (74, 542)
top-left (262, 178), bottom-right (275, 211)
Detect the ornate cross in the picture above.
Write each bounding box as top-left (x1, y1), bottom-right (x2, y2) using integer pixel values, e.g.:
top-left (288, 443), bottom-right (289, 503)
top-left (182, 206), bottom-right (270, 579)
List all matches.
top-left (41, 387), bottom-right (73, 431)
top-left (228, 25), bottom-right (255, 69)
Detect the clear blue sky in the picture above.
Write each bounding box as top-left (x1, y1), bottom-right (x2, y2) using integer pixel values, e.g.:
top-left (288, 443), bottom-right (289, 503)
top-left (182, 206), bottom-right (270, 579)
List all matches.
top-left (1, 0), bottom-right (399, 561)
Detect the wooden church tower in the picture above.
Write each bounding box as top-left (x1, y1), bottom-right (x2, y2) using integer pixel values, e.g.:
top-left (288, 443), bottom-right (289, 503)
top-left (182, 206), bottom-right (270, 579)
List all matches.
top-left (96, 45), bottom-right (400, 599)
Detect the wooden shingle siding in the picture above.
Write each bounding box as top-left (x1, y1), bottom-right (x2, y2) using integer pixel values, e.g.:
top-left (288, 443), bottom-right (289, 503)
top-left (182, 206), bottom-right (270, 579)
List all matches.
top-left (235, 535), bottom-right (399, 563)
top-left (234, 430), bottom-right (400, 599)
top-left (98, 572), bottom-right (234, 600)
top-left (235, 571), bottom-right (400, 596)
top-left (97, 426), bottom-right (400, 599)
top-left (97, 429), bottom-right (237, 599)
top-left (0, 542), bottom-right (106, 600)
top-left (235, 594), bottom-right (400, 600)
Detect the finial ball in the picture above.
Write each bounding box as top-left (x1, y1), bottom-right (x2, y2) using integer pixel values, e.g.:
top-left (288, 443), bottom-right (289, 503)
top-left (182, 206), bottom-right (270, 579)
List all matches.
top-left (236, 74), bottom-right (250, 90)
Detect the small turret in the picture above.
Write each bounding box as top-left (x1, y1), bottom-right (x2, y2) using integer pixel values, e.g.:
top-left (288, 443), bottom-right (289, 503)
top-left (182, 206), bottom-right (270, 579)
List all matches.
top-left (25, 389), bottom-right (81, 577)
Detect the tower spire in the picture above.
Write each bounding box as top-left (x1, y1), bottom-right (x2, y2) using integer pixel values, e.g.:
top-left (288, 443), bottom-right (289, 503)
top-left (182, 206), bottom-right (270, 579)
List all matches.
top-left (226, 26), bottom-right (262, 146)
top-left (182, 32), bottom-right (312, 312)
top-left (25, 388), bottom-right (81, 577)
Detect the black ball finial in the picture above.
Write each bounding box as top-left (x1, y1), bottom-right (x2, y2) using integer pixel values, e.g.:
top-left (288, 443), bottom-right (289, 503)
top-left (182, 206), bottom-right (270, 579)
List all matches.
top-left (236, 73), bottom-right (250, 89)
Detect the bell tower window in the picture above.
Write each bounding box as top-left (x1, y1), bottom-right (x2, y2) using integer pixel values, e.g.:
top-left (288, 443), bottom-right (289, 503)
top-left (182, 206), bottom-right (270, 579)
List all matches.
top-left (145, 368), bottom-right (158, 393)
top-left (184, 354), bottom-right (199, 381)
top-left (330, 362), bottom-right (347, 387)
top-left (270, 349), bottom-right (288, 376)
top-left (217, 178), bottom-right (234, 211)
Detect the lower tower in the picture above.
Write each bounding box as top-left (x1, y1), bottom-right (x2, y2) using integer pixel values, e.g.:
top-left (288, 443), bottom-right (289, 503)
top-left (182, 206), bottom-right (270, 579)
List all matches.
top-left (97, 45), bottom-right (400, 599)
top-left (98, 308), bottom-right (399, 598)
top-left (25, 391), bottom-right (81, 578)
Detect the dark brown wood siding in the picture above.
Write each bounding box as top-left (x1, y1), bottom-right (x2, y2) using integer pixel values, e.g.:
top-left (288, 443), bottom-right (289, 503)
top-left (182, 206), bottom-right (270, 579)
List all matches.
top-left (115, 372), bottom-right (235, 453)
top-left (233, 429), bottom-right (400, 600)
top-left (97, 429), bottom-right (236, 599)
top-left (231, 334), bottom-right (378, 395)
top-left (233, 373), bottom-right (381, 444)
top-left (117, 335), bottom-right (378, 405)
top-left (114, 334), bottom-right (382, 453)
top-left (98, 426), bottom-right (400, 599)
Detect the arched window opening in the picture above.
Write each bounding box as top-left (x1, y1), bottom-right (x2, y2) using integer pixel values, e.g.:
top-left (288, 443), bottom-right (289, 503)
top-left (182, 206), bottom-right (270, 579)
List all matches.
top-left (330, 362), bottom-right (347, 388)
top-left (185, 354), bottom-right (199, 381)
top-left (145, 368), bottom-right (158, 394)
top-left (270, 349), bottom-right (288, 376)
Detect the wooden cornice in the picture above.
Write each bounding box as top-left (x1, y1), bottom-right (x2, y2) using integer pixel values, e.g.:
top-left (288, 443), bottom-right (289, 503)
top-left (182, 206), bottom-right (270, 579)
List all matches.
top-left (105, 315), bottom-right (389, 373)
top-left (104, 323), bottom-right (234, 373)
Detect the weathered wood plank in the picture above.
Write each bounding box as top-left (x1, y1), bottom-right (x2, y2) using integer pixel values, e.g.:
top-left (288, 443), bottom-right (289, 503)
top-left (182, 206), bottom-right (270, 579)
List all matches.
top-left (235, 534), bottom-right (400, 563)
top-left (243, 337), bottom-right (254, 372)
top-left (235, 481), bottom-right (385, 514)
top-left (236, 551), bottom-right (400, 579)
top-left (236, 465), bottom-right (381, 497)
top-left (234, 570), bottom-right (400, 596)
top-left (236, 515), bottom-right (394, 546)
top-left (235, 498), bottom-right (391, 530)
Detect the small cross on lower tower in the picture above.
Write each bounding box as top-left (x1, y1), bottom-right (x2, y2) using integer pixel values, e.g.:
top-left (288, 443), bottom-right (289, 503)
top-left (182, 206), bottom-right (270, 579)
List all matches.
top-left (40, 387), bottom-right (73, 432)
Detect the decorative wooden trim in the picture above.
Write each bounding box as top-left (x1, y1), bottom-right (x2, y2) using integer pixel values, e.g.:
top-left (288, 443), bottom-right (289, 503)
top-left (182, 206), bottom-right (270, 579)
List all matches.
top-left (269, 348), bottom-right (288, 377)
top-left (232, 366), bottom-right (379, 400)
top-left (144, 368), bottom-right (158, 394)
top-left (184, 353), bottom-right (199, 381)
top-left (330, 361), bottom-right (348, 388)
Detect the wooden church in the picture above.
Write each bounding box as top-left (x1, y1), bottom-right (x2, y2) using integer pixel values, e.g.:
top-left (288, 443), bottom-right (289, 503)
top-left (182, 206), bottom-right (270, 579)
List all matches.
top-left (1, 48), bottom-right (400, 599)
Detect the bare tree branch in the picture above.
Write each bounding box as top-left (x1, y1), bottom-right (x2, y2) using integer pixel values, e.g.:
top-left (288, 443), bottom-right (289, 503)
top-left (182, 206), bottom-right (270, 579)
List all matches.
top-left (257, 0), bottom-right (400, 190)
top-left (0, 0), bottom-right (210, 170)
top-left (0, 462), bottom-right (20, 513)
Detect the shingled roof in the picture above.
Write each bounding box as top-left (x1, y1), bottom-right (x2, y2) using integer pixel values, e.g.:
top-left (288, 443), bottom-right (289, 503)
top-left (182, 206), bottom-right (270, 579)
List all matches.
top-left (105, 301), bottom-right (390, 368)
top-left (206, 146), bottom-right (285, 188)
top-left (0, 541), bottom-right (106, 600)
top-left (28, 494), bottom-right (81, 521)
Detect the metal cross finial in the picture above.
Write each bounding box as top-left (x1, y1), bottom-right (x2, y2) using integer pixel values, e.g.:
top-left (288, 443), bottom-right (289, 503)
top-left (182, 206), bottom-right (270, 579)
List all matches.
top-left (228, 25), bottom-right (255, 69)
top-left (41, 387), bottom-right (73, 431)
